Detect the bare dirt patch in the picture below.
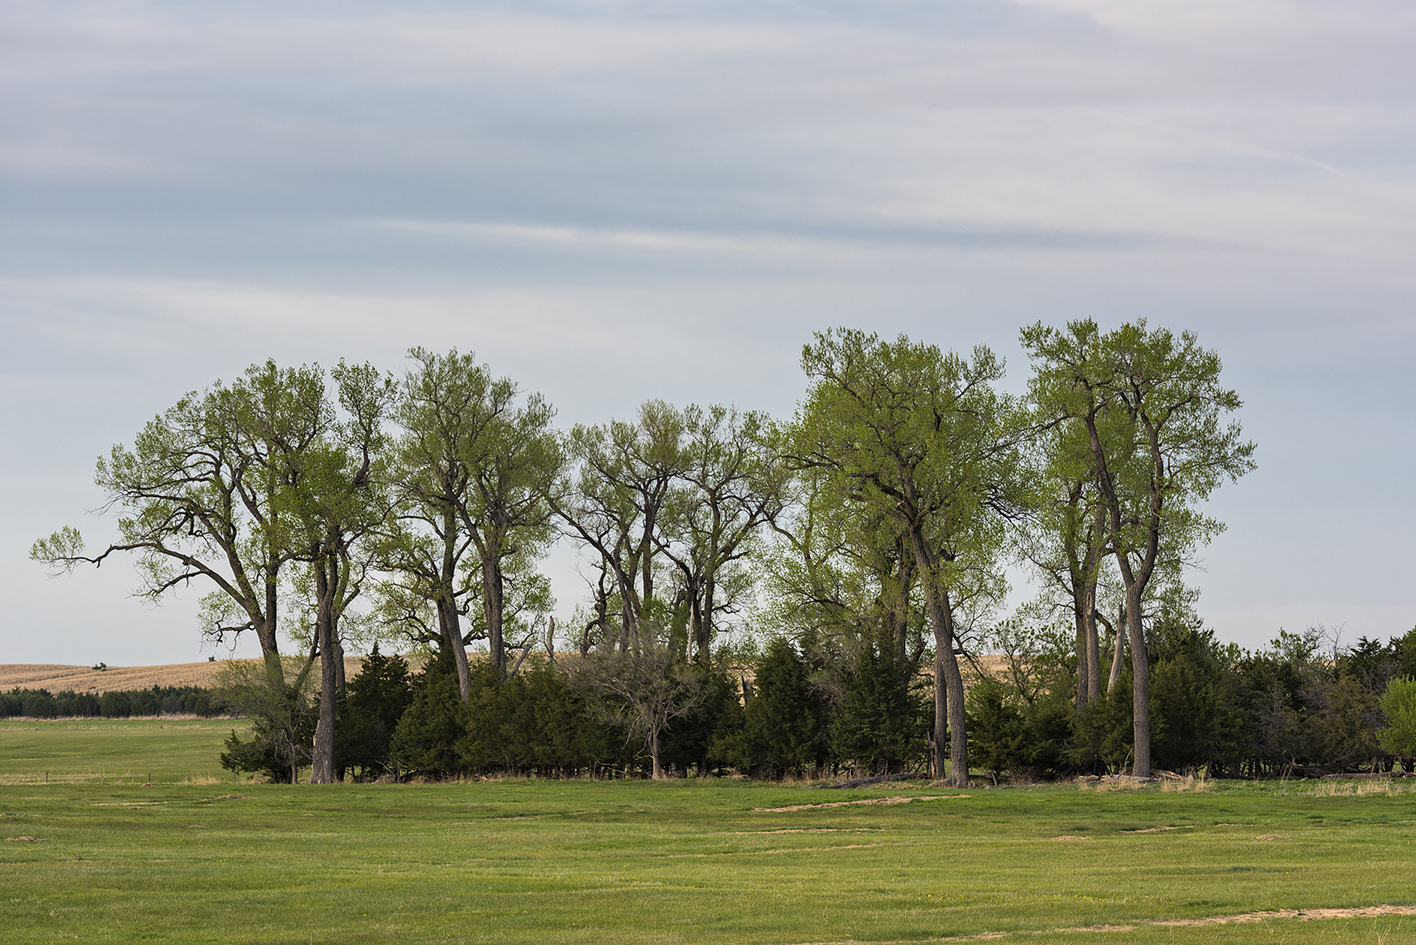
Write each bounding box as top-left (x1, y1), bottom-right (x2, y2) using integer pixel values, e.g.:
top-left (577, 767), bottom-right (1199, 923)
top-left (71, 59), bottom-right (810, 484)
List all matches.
top-left (1156, 905), bottom-right (1416, 926)
top-left (1253, 834), bottom-right (1284, 840)
top-left (1053, 835), bottom-right (1091, 841)
top-left (6, 836), bottom-right (43, 842)
top-left (753, 795), bottom-right (969, 813)
top-left (1122, 825), bottom-right (1194, 833)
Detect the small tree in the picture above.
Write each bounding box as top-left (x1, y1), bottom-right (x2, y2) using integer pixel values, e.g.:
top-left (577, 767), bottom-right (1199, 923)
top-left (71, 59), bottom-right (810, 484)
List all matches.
top-left (832, 641), bottom-right (929, 776)
top-left (1378, 677), bottom-right (1416, 768)
top-left (336, 645), bottom-right (413, 780)
top-left (217, 657), bottom-right (317, 784)
top-left (735, 637), bottom-right (825, 778)
top-left (389, 649), bottom-right (466, 779)
top-left (571, 641), bottom-right (706, 779)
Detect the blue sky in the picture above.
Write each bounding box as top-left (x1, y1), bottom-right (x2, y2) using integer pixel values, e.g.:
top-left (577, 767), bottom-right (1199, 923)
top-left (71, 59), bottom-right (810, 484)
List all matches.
top-left (4, 0), bottom-right (1414, 665)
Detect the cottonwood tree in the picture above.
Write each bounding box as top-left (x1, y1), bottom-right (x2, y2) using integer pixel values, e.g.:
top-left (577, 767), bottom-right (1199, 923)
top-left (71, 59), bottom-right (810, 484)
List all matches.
top-left (789, 330), bottom-right (1020, 786)
top-left (556, 401), bottom-right (686, 654)
top-left (31, 361), bottom-right (330, 693)
top-left (379, 348), bottom-right (562, 695)
top-left (761, 465), bottom-right (929, 697)
top-left (1022, 319), bottom-right (1255, 779)
top-left (655, 405), bottom-right (783, 664)
top-left (282, 361), bottom-right (395, 784)
top-left (1015, 415), bottom-right (1115, 710)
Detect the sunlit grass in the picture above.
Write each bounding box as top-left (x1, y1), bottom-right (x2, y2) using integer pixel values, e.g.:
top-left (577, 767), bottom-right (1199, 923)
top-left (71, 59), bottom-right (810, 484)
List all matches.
top-left (3, 723), bottom-right (1415, 943)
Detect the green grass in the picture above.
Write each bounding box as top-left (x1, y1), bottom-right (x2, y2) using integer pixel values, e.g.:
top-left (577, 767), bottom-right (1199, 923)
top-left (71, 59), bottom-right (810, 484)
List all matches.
top-left (3, 723), bottom-right (1416, 943)
top-left (0, 719), bottom-right (239, 785)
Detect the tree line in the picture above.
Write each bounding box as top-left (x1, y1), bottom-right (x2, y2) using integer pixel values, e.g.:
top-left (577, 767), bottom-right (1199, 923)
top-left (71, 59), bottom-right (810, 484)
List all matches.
top-left (33, 319), bottom-right (1296, 783)
top-left (1, 685), bottom-right (226, 719)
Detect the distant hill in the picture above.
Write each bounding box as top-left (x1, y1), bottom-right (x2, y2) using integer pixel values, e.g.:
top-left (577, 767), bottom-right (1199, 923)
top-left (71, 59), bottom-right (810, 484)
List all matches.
top-left (3, 653), bottom-right (1009, 694)
top-left (0, 659), bottom-right (365, 693)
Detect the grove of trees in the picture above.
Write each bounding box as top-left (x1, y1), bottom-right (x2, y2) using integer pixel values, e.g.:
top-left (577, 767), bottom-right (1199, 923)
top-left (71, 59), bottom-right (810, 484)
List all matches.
top-left (33, 320), bottom-right (1413, 783)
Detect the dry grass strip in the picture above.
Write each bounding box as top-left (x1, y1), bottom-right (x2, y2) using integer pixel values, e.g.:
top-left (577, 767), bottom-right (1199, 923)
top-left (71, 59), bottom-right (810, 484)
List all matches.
top-left (753, 795), bottom-right (969, 813)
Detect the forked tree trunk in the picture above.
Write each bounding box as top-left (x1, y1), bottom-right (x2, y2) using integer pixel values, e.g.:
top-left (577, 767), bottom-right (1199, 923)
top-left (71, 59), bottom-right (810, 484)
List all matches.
top-left (910, 528), bottom-right (969, 788)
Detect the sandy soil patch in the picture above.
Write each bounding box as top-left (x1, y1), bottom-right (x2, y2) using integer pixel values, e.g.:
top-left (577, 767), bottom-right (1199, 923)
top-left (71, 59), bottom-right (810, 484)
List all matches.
top-left (1122, 825), bottom-right (1194, 833)
top-left (1156, 905), bottom-right (1416, 926)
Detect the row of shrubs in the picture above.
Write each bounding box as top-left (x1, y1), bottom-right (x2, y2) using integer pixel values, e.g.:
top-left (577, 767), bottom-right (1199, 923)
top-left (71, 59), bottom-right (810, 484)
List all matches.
top-left (971, 624), bottom-right (1416, 781)
top-left (26, 622), bottom-right (1411, 783)
top-left (220, 623), bottom-right (1416, 783)
top-left (219, 638), bottom-right (931, 783)
top-left (0, 685), bottom-right (227, 719)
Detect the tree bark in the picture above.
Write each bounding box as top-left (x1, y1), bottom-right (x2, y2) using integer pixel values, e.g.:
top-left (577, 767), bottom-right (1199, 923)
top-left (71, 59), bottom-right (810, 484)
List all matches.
top-left (909, 527), bottom-right (969, 788)
top-left (310, 557), bottom-right (339, 785)
top-left (1106, 603), bottom-right (1125, 693)
top-left (439, 596), bottom-right (474, 700)
top-left (482, 556), bottom-right (506, 677)
top-left (1125, 585), bottom-right (1150, 777)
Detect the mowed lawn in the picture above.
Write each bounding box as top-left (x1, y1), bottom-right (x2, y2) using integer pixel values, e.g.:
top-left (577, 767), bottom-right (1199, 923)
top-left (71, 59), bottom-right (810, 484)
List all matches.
top-left (3, 721), bottom-right (1416, 944)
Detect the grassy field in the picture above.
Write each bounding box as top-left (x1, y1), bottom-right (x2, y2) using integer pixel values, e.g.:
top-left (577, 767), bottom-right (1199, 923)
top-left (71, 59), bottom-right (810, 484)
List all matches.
top-left (3, 722), bottom-right (1416, 944)
top-left (0, 719), bottom-right (239, 785)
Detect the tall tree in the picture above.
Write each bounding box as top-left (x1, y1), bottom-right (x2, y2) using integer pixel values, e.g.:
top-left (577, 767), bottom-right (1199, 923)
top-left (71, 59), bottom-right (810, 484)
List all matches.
top-left (1022, 319), bottom-right (1255, 778)
top-left (790, 330), bottom-right (1019, 786)
top-left (283, 361), bottom-right (395, 784)
top-left (381, 348), bottom-right (562, 694)
top-left (556, 401), bottom-right (687, 654)
top-left (31, 360), bottom-right (330, 692)
top-left (1016, 415), bottom-right (1114, 710)
top-left (464, 380), bottom-right (562, 677)
top-left (655, 405), bottom-right (783, 664)
top-left (762, 464), bottom-right (928, 679)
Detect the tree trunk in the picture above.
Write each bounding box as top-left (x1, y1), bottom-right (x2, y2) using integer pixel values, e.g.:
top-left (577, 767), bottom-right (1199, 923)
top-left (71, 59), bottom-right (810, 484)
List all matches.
top-left (650, 725), bottom-right (664, 780)
top-left (1074, 604), bottom-right (1090, 711)
top-left (256, 577), bottom-right (286, 701)
top-left (482, 556), bottom-right (506, 677)
top-left (440, 512), bottom-right (473, 700)
top-left (1106, 603), bottom-right (1125, 693)
top-left (441, 597), bottom-right (474, 701)
top-left (1085, 596), bottom-right (1101, 703)
top-left (310, 558), bottom-right (338, 785)
top-left (1125, 585), bottom-right (1150, 778)
top-left (695, 574), bottom-right (713, 665)
top-left (909, 528), bottom-right (969, 788)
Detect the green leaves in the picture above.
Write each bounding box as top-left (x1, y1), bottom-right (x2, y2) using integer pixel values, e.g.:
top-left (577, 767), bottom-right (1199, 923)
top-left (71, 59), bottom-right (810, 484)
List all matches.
top-left (28, 526), bottom-right (84, 573)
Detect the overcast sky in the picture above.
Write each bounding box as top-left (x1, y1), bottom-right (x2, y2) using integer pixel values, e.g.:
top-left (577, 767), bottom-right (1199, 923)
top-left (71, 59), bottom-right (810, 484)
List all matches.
top-left (3, 0), bottom-right (1414, 667)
